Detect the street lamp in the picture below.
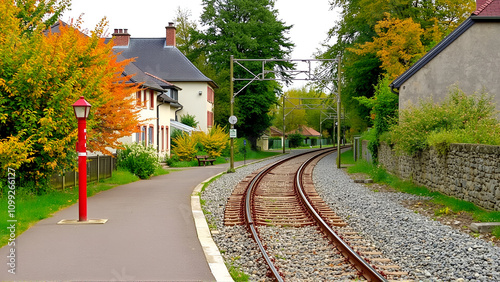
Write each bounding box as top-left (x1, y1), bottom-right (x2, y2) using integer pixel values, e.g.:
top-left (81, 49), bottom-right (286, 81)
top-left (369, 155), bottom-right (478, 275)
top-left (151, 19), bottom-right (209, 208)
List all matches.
top-left (72, 96), bottom-right (91, 222)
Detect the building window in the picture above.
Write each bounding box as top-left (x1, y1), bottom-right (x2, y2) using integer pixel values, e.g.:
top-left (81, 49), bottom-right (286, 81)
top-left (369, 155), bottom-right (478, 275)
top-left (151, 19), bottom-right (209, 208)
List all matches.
top-left (141, 126), bottom-right (146, 144)
top-left (207, 111), bottom-right (214, 128)
top-left (168, 89), bottom-right (178, 101)
top-left (136, 126), bottom-right (141, 143)
top-left (161, 126), bottom-right (164, 151)
top-left (207, 86), bottom-right (214, 103)
top-left (165, 126), bottom-right (169, 150)
top-left (148, 125), bottom-right (154, 146)
top-left (136, 91), bottom-right (141, 107)
top-left (150, 89), bottom-right (154, 110)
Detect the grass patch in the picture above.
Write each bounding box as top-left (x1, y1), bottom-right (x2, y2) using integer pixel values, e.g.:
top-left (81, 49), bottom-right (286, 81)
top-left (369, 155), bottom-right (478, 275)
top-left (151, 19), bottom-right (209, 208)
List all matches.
top-left (347, 159), bottom-right (500, 237)
top-left (340, 149), bottom-right (355, 165)
top-left (153, 166), bottom-right (170, 177)
top-left (227, 262), bottom-right (250, 282)
top-left (0, 168), bottom-right (140, 247)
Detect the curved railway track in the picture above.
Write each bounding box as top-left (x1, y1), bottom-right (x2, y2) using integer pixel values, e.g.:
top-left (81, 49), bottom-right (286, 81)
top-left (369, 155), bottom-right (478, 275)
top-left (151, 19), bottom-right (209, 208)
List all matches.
top-left (224, 148), bottom-right (406, 281)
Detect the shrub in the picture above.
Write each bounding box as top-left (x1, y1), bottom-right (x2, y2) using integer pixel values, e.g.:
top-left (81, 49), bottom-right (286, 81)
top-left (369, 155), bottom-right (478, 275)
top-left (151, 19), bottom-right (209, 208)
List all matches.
top-left (180, 113), bottom-right (199, 128)
top-left (288, 133), bottom-right (304, 148)
top-left (355, 77), bottom-right (398, 161)
top-left (172, 132), bottom-right (197, 161)
top-left (118, 143), bottom-right (159, 179)
top-left (199, 125), bottom-right (229, 158)
top-left (390, 87), bottom-right (499, 155)
top-left (170, 129), bottom-right (183, 147)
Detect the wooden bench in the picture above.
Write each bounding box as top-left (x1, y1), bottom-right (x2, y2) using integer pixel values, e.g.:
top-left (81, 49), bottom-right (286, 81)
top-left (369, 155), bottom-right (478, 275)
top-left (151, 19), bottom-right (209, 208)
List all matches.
top-left (196, 155), bottom-right (216, 166)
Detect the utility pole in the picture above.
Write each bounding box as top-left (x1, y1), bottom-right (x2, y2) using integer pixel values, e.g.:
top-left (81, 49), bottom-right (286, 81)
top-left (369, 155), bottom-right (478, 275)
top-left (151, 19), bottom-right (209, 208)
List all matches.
top-left (229, 55), bottom-right (235, 172)
top-left (282, 94), bottom-right (286, 154)
top-left (336, 56), bottom-right (342, 169)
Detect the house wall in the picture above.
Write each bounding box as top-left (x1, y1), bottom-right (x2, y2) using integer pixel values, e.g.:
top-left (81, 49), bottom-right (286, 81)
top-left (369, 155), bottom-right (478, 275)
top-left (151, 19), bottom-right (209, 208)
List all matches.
top-left (174, 82), bottom-right (214, 132)
top-left (399, 22), bottom-right (500, 115)
top-left (116, 89), bottom-right (176, 159)
top-left (369, 141), bottom-right (500, 211)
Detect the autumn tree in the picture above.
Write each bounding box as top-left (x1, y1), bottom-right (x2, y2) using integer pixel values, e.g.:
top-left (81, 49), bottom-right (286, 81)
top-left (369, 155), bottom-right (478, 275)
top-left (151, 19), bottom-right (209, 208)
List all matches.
top-left (349, 14), bottom-right (426, 80)
top-left (191, 0), bottom-right (294, 149)
top-left (0, 1), bottom-right (140, 189)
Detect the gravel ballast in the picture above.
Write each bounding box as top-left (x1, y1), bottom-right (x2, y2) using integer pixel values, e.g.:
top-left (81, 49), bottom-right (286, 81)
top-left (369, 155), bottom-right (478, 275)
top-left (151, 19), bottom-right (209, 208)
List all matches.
top-left (202, 150), bottom-right (500, 281)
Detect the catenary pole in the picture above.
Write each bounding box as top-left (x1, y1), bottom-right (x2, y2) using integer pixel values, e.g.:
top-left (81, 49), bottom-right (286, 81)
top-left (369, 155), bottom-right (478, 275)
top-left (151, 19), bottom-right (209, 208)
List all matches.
top-left (230, 55), bottom-right (235, 171)
top-left (336, 56), bottom-right (342, 169)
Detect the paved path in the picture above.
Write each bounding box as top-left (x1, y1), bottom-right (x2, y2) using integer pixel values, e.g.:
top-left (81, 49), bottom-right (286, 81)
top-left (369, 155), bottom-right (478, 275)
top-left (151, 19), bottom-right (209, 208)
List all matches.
top-left (0, 163), bottom-right (236, 281)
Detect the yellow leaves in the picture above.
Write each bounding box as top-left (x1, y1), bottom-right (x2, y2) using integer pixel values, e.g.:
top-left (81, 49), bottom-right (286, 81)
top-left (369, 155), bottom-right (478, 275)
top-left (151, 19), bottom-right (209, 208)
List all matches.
top-left (172, 132), bottom-right (198, 161)
top-left (199, 125), bottom-right (229, 158)
top-left (0, 133), bottom-right (34, 171)
top-left (349, 13), bottom-right (425, 79)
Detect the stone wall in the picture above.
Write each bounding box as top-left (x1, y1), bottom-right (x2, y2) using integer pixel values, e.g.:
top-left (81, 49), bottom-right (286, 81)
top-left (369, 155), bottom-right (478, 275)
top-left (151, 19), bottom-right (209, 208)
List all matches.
top-left (366, 140), bottom-right (500, 211)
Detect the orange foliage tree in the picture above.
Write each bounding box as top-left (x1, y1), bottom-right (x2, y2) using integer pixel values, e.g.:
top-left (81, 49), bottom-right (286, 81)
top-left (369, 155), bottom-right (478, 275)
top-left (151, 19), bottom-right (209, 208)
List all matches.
top-left (0, 1), bottom-right (140, 187)
top-left (349, 14), bottom-right (426, 80)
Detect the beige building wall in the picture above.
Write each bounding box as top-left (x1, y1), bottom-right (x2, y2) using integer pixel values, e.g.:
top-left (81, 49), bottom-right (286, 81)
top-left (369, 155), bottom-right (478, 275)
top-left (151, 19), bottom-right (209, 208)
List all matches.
top-left (399, 22), bottom-right (500, 114)
top-left (116, 89), bottom-right (177, 158)
top-left (174, 82), bottom-right (215, 132)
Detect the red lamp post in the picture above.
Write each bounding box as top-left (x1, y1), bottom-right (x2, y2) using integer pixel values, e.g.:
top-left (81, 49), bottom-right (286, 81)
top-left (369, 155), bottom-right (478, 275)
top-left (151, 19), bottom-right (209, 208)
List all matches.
top-left (72, 96), bottom-right (91, 222)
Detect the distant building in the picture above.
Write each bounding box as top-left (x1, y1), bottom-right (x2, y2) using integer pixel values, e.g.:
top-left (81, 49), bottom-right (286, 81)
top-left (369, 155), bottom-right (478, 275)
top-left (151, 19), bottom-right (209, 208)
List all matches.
top-left (390, 0), bottom-right (500, 117)
top-left (287, 125), bottom-right (321, 138)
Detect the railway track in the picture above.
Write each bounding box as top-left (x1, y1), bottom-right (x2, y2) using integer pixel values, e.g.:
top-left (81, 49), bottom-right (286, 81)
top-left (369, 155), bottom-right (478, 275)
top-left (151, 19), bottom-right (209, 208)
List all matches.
top-left (224, 148), bottom-right (407, 281)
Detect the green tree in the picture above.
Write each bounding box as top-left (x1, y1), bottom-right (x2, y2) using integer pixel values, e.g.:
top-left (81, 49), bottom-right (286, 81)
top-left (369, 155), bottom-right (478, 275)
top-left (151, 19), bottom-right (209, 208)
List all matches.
top-left (180, 113), bottom-right (199, 128)
top-left (173, 6), bottom-right (199, 56)
top-left (192, 0), bottom-right (294, 149)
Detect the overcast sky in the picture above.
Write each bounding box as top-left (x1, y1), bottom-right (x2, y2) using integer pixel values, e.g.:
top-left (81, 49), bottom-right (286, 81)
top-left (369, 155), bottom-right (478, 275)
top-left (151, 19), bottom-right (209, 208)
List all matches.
top-left (62, 0), bottom-right (340, 89)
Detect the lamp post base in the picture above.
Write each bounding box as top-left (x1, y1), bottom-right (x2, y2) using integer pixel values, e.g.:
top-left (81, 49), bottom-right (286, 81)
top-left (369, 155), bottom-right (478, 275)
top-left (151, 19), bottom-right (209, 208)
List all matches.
top-left (57, 219), bottom-right (108, 225)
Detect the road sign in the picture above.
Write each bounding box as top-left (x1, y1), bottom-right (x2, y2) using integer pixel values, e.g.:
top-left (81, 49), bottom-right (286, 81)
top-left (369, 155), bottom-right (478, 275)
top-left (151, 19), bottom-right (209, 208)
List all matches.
top-left (230, 129), bottom-right (237, 138)
top-left (229, 115), bottom-right (238, 125)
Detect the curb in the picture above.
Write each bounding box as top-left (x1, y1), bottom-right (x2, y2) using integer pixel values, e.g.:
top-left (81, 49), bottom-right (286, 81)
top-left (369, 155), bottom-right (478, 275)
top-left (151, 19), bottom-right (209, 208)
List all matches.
top-left (191, 171), bottom-right (233, 282)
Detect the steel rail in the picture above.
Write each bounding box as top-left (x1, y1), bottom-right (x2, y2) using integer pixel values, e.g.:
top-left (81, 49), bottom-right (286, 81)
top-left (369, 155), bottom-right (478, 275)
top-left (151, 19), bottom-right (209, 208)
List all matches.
top-left (243, 148), bottom-right (334, 281)
top-left (295, 151), bottom-right (388, 282)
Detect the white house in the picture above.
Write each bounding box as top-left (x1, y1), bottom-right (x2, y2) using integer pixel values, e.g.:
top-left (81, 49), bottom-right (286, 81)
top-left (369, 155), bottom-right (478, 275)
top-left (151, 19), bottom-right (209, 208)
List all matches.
top-left (109, 23), bottom-right (218, 156)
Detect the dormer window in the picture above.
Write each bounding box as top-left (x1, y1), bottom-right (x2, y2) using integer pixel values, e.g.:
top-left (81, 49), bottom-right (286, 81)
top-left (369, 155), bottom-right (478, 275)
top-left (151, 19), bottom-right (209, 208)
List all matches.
top-left (166, 89), bottom-right (178, 101)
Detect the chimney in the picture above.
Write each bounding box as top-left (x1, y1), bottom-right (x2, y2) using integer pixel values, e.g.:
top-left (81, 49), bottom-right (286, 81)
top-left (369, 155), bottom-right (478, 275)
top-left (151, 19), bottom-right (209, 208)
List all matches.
top-left (112, 28), bottom-right (130, 47)
top-left (165, 22), bottom-right (176, 47)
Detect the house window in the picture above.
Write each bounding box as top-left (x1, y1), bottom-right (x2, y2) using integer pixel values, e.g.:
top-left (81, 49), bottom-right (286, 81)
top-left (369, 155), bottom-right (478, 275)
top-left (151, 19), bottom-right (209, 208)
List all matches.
top-left (136, 91), bottom-right (141, 107)
top-left (165, 126), bottom-right (169, 150)
top-left (207, 111), bottom-right (214, 128)
top-left (143, 90), bottom-right (147, 108)
top-left (148, 125), bottom-right (154, 146)
top-left (161, 126), bottom-right (164, 151)
top-left (168, 89), bottom-right (178, 101)
top-left (141, 126), bottom-right (146, 144)
top-left (150, 89), bottom-right (154, 110)
top-left (207, 86), bottom-right (214, 103)
top-left (136, 126), bottom-right (141, 143)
